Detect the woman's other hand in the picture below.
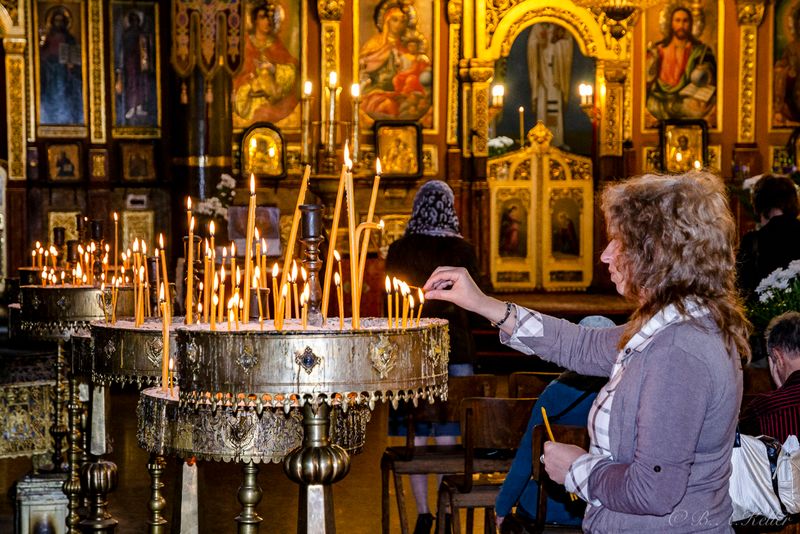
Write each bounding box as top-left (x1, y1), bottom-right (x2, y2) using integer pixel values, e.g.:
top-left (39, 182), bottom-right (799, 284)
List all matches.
top-left (543, 441), bottom-right (587, 485)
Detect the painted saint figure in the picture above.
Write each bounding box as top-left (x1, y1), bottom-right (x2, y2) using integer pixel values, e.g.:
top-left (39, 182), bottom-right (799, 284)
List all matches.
top-left (645, 6), bottom-right (716, 122)
top-left (527, 23), bottom-right (573, 148)
top-left (774, 7), bottom-right (800, 125)
top-left (358, 0), bottom-right (432, 124)
top-left (233, 1), bottom-right (300, 127)
top-left (499, 205), bottom-right (524, 257)
top-left (115, 10), bottom-right (155, 125)
top-left (40, 6), bottom-right (83, 125)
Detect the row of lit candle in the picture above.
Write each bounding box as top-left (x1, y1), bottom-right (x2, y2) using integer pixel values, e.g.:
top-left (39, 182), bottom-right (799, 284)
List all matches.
top-left (385, 277), bottom-right (425, 329)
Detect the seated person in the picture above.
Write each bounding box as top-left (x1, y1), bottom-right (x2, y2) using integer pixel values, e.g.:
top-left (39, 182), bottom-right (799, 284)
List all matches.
top-left (496, 316), bottom-right (613, 532)
top-left (737, 175), bottom-right (800, 300)
top-left (740, 311), bottom-right (800, 442)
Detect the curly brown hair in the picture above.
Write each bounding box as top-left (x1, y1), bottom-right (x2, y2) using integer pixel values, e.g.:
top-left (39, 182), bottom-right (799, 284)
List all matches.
top-left (601, 171), bottom-right (751, 360)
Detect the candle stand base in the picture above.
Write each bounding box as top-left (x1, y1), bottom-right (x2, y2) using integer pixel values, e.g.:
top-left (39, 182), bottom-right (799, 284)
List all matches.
top-left (319, 150), bottom-right (338, 174)
top-left (146, 454), bottom-right (168, 534)
top-left (284, 401), bottom-right (350, 534)
top-left (65, 374), bottom-right (85, 534)
top-left (236, 462), bottom-right (263, 534)
top-left (78, 459), bottom-right (118, 534)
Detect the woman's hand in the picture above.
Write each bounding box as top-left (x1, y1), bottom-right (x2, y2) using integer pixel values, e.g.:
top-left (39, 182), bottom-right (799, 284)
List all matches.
top-left (422, 266), bottom-right (487, 313)
top-left (543, 442), bottom-right (587, 485)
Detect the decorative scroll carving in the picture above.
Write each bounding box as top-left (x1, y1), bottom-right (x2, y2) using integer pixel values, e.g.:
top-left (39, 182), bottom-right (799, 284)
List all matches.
top-left (736, 1), bottom-right (765, 26)
top-left (317, 0), bottom-right (345, 21)
top-left (446, 24), bottom-right (461, 144)
top-left (4, 45), bottom-right (26, 180)
top-left (171, 0), bottom-right (244, 78)
top-left (447, 0), bottom-right (462, 24)
top-left (529, 122), bottom-right (553, 150)
top-left (736, 1), bottom-right (764, 143)
top-left (88, 0), bottom-right (106, 143)
top-left (0, 0), bottom-right (20, 26)
top-left (369, 336), bottom-right (397, 379)
top-left (472, 85), bottom-right (489, 156)
top-left (600, 80), bottom-right (623, 156)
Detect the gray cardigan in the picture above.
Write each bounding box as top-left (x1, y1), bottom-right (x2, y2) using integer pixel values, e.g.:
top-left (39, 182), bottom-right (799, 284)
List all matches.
top-left (511, 313), bottom-right (741, 533)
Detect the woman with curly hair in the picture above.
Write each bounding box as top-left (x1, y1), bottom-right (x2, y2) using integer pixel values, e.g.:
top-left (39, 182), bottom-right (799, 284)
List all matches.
top-left (424, 172), bottom-right (750, 533)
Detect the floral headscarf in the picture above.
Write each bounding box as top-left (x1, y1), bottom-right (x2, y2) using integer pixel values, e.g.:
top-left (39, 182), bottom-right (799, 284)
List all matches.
top-left (404, 180), bottom-right (461, 237)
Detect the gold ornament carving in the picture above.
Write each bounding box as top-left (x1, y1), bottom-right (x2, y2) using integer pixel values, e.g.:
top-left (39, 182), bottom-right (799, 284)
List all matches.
top-left (322, 23), bottom-right (339, 81)
top-left (447, 0), bottom-right (463, 25)
top-left (738, 25), bottom-right (757, 143)
top-left (6, 51), bottom-right (25, 179)
top-left (736, 1), bottom-right (765, 26)
top-left (318, 0), bottom-right (345, 21)
top-left (499, 7), bottom-right (598, 58)
top-left (600, 83), bottom-right (622, 156)
top-left (472, 86), bottom-right (489, 156)
top-left (529, 122), bottom-right (553, 152)
top-left (446, 25), bottom-right (461, 145)
top-left (88, 0), bottom-right (106, 144)
top-left (0, 0), bottom-right (19, 27)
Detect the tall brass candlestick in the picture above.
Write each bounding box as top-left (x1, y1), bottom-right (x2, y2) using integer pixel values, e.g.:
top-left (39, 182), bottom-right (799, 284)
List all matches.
top-left (299, 204), bottom-right (324, 327)
top-left (325, 71), bottom-right (341, 154)
top-left (301, 81), bottom-right (312, 164)
top-left (351, 83), bottom-right (361, 165)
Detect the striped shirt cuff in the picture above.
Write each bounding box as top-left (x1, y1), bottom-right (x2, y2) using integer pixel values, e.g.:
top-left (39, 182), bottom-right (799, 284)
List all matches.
top-left (565, 452), bottom-right (606, 506)
top-left (498, 304), bottom-right (543, 355)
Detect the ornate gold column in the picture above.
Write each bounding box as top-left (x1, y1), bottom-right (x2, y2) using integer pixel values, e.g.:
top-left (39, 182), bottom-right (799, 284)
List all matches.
top-left (446, 0), bottom-right (462, 146)
top-left (87, 0), bottom-right (106, 144)
top-left (597, 60), bottom-right (627, 158)
top-left (465, 60), bottom-right (494, 158)
top-left (318, 0), bottom-right (344, 163)
top-left (736, 0), bottom-right (766, 145)
top-left (4, 36), bottom-right (26, 181)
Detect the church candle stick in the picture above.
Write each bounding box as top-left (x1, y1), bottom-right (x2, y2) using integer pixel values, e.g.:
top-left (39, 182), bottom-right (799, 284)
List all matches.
top-left (113, 213), bottom-right (119, 276)
top-left (519, 106), bottom-right (525, 146)
top-left (210, 294), bottom-right (218, 331)
top-left (209, 221), bottom-right (216, 310)
top-left (351, 83), bottom-right (361, 164)
top-left (321, 154), bottom-right (348, 322)
top-left (142, 242), bottom-right (150, 317)
top-left (401, 283), bottom-right (409, 329)
top-left (168, 358), bottom-right (174, 398)
top-left (301, 81), bottom-right (312, 164)
top-left (416, 288), bottom-right (424, 326)
top-left (385, 276), bottom-right (392, 328)
top-left (185, 217), bottom-right (195, 324)
top-left (243, 175), bottom-right (256, 322)
top-left (160, 283), bottom-right (168, 392)
top-left (227, 299), bottom-right (233, 331)
top-left (278, 166), bottom-right (310, 320)
top-left (357, 159), bottom-right (381, 301)
top-left (408, 295), bottom-right (415, 329)
top-left (203, 241), bottom-right (210, 323)
top-left (344, 152), bottom-right (360, 328)
top-left (271, 263), bottom-right (279, 320)
top-left (260, 238), bottom-right (268, 287)
top-left (335, 272), bottom-right (344, 330)
top-left (218, 266), bottom-right (226, 323)
top-left (326, 71), bottom-right (339, 153)
top-left (291, 261), bottom-right (300, 320)
top-left (229, 242), bottom-right (236, 305)
top-left (235, 267), bottom-right (241, 324)
top-left (158, 234), bottom-right (170, 318)
top-left (254, 270), bottom-right (263, 329)
top-left (393, 278), bottom-right (400, 328)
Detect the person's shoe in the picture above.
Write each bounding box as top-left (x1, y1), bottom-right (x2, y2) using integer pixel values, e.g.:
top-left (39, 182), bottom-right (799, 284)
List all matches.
top-left (413, 512), bottom-right (434, 534)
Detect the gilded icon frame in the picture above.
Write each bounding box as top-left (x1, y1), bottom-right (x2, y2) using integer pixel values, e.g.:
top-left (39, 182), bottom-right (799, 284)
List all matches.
top-left (46, 143), bottom-right (81, 182)
top-left (120, 143), bottom-right (156, 181)
top-left (240, 123), bottom-right (287, 179)
top-left (109, 0), bottom-right (162, 138)
top-left (373, 121), bottom-right (422, 180)
top-left (659, 119), bottom-right (708, 174)
top-left (33, 0), bottom-right (89, 138)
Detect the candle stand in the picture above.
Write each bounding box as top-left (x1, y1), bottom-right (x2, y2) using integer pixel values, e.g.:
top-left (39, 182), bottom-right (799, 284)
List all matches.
top-left (11, 284), bottom-right (134, 534)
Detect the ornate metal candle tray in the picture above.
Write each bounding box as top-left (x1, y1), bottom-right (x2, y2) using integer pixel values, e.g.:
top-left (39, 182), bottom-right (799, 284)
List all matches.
top-left (137, 387), bottom-right (372, 462)
top-left (177, 318), bottom-right (450, 411)
top-left (89, 318), bottom-right (183, 388)
top-left (15, 285), bottom-right (134, 341)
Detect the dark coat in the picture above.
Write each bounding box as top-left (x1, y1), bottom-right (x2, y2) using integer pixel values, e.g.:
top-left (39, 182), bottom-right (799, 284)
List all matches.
top-left (736, 214), bottom-right (800, 299)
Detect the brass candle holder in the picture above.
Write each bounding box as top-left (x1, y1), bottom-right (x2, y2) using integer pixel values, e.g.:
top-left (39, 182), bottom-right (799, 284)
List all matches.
top-left (299, 204), bottom-right (324, 327)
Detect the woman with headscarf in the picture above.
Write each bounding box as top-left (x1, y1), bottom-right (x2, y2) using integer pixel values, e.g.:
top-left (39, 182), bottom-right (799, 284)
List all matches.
top-left (385, 180), bottom-right (479, 534)
top-left (424, 172), bottom-right (750, 533)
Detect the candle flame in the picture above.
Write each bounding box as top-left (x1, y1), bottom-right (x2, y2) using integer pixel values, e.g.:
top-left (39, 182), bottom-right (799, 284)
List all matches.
top-left (169, 358), bottom-right (174, 371)
top-left (113, 212), bottom-right (118, 222)
top-left (328, 71), bottom-right (337, 88)
top-left (261, 238), bottom-right (267, 253)
top-left (213, 275), bottom-right (219, 290)
top-left (301, 266), bottom-right (307, 281)
top-left (190, 217), bottom-right (195, 231)
top-left (343, 140), bottom-right (352, 169)
top-left (303, 80), bottom-right (312, 96)
top-left (132, 239), bottom-right (139, 252)
top-left (223, 247), bottom-right (228, 258)
top-left (159, 282), bottom-right (165, 301)
top-left (409, 295), bottom-right (415, 309)
top-left (230, 242), bottom-right (236, 256)
top-left (519, 106), bottom-right (524, 113)
top-left (335, 271), bottom-right (341, 286)
top-left (351, 83), bottom-right (360, 98)
top-left (159, 233), bottom-right (164, 248)
top-left (418, 288), bottom-right (424, 304)
top-left (291, 260), bottom-right (298, 280)
top-left (210, 221), bottom-right (215, 235)
top-left (186, 197), bottom-right (192, 210)
top-left (254, 227), bottom-right (260, 241)
top-left (272, 262), bottom-right (279, 277)
top-left (333, 249), bottom-right (341, 262)
top-left (376, 157), bottom-right (382, 175)
top-left (281, 283), bottom-right (288, 297)
top-left (378, 219), bottom-right (385, 230)
top-left (253, 271), bottom-right (259, 288)
top-left (142, 241), bottom-right (147, 254)
top-left (385, 276), bottom-right (391, 292)
top-left (250, 174), bottom-right (255, 195)
top-left (236, 266), bottom-right (241, 285)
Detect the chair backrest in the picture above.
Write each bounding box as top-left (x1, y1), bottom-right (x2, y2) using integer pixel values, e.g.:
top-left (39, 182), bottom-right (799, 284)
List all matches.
top-left (531, 424), bottom-right (590, 530)
top-left (508, 371), bottom-right (561, 399)
top-left (402, 374), bottom-right (498, 453)
top-left (458, 397), bottom-right (537, 490)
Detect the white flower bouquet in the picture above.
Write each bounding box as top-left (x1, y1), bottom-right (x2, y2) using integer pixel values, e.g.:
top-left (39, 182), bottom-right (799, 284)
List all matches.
top-left (488, 136), bottom-right (515, 157)
top-left (750, 259), bottom-right (800, 329)
top-left (194, 173), bottom-right (237, 221)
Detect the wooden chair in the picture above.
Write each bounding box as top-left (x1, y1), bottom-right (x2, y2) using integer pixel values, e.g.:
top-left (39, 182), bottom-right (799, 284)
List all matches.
top-left (381, 375), bottom-right (499, 534)
top-left (508, 372), bottom-right (561, 399)
top-left (436, 397), bottom-right (537, 534)
top-left (530, 424), bottom-right (590, 533)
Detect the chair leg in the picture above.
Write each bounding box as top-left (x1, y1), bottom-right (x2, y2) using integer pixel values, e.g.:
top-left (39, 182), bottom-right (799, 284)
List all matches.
top-left (394, 471), bottom-right (409, 534)
top-left (450, 492), bottom-right (461, 534)
top-left (436, 485), bottom-right (449, 534)
top-left (466, 507), bottom-right (473, 533)
top-left (382, 461), bottom-right (391, 534)
top-left (484, 507), bottom-right (495, 534)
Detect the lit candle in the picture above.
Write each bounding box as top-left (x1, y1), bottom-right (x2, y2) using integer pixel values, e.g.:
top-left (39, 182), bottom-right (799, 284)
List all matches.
top-left (334, 272), bottom-right (344, 330)
top-left (385, 276), bottom-right (392, 328)
top-left (218, 265), bottom-right (226, 323)
top-left (235, 266), bottom-right (241, 325)
top-left (579, 83), bottom-right (593, 107)
top-left (113, 212), bottom-right (118, 277)
top-left (344, 149), bottom-right (360, 328)
top-left (185, 216), bottom-right (195, 324)
top-left (393, 278), bottom-right (400, 328)
top-left (138, 265), bottom-right (145, 326)
top-left (210, 293), bottom-right (218, 331)
top-left (243, 174), bottom-right (256, 322)
top-left (159, 234), bottom-right (170, 318)
top-left (327, 71), bottom-right (338, 152)
top-left (409, 294), bottom-right (415, 328)
top-left (209, 221), bottom-right (216, 311)
top-left (203, 245), bottom-right (211, 323)
top-left (271, 263), bottom-right (279, 320)
top-left (301, 81), bottom-right (312, 164)
top-left (254, 269), bottom-right (263, 329)
top-left (141, 241), bottom-right (150, 317)
top-left (291, 260), bottom-right (299, 320)
top-left (321, 147), bottom-right (348, 322)
top-left (300, 285), bottom-right (308, 330)
top-left (168, 358), bottom-right (174, 397)
top-left (416, 288), bottom-right (424, 326)
top-left (491, 84), bottom-right (505, 108)
top-left (401, 283), bottom-right (409, 329)
top-left (260, 238), bottom-right (267, 287)
top-left (519, 106), bottom-right (525, 147)
top-left (227, 299), bottom-right (233, 331)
